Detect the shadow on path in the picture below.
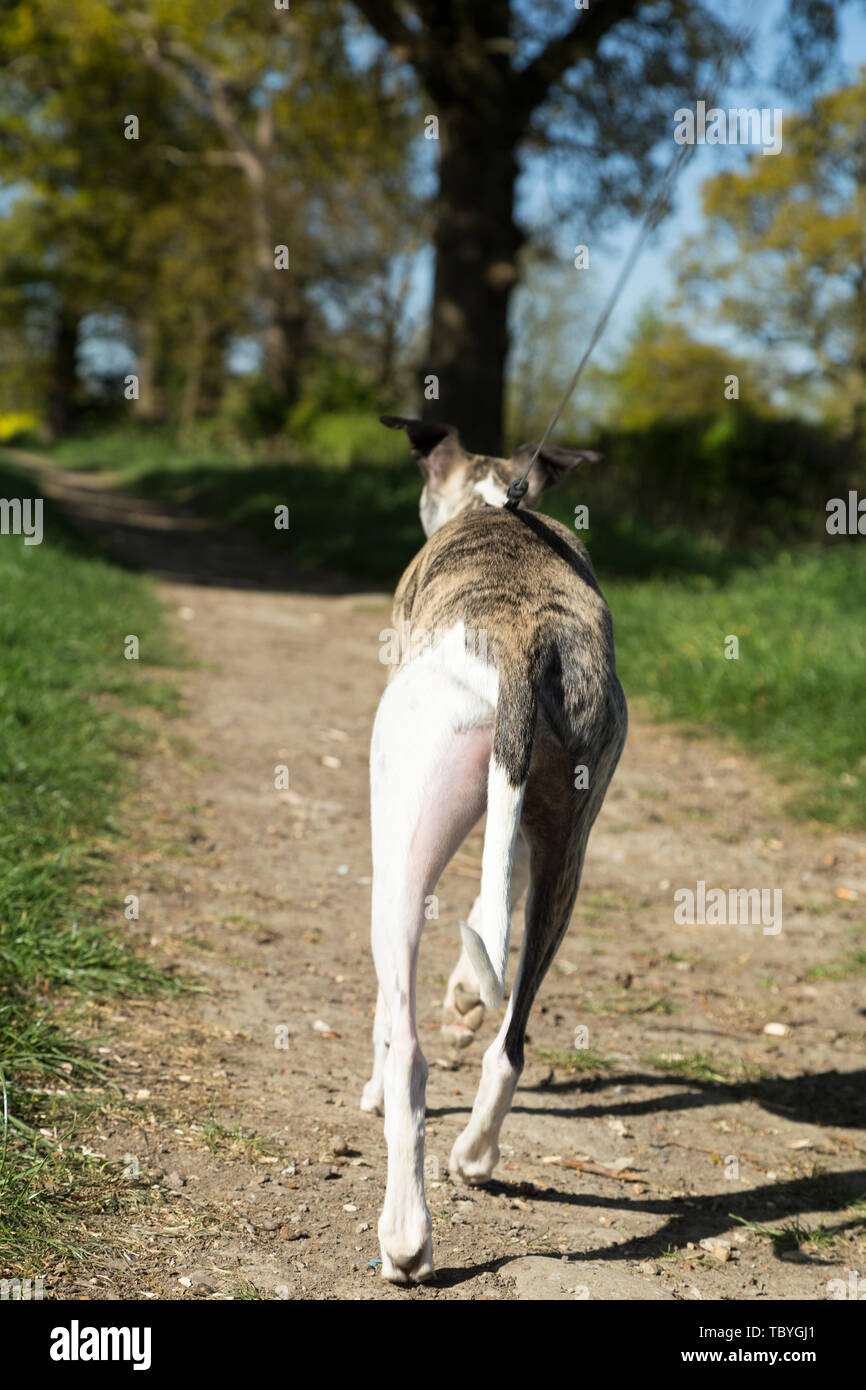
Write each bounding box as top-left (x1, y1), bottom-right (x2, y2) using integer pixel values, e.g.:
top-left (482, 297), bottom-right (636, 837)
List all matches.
top-left (3, 447), bottom-right (386, 596)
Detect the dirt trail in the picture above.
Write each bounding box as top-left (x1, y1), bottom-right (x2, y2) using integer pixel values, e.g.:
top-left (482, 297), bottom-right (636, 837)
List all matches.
top-left (16, 453), bottom-right (866, 1301)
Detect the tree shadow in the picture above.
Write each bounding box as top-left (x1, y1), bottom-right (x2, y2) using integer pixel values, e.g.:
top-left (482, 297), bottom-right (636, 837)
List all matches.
top-left (427, 1067), bottom-right (866, 1130)
top-left (7, 450), bottom-right (405, 594)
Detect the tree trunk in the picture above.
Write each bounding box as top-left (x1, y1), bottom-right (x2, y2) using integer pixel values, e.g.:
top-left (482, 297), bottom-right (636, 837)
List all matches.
top-left (426, 109), bottom-right (523, 455)
top-left (262, 296), bottom-right (305, 409)
top-left (132, 313), bottom-right (163, 422)
top-left (178, 306), bottom-right (206, 440)
top-left (45, 308), bottom-right (79, 439)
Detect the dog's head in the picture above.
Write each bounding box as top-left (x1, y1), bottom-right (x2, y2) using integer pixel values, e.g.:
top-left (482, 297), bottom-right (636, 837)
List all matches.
top-left (381, 416), bottom-right (600, 538)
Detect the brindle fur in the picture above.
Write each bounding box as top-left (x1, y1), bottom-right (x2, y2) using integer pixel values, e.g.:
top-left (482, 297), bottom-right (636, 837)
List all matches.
top-left (381, 416), bottom-right (627, 1072)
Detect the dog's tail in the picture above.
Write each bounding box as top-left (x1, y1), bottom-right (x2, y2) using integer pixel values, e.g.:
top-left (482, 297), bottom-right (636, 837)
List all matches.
top-left (460, 646), bottom-right (548, 1007)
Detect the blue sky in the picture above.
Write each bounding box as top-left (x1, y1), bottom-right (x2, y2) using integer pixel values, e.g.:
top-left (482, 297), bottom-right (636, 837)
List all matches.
top-left (537, 0), bottom-right (866, 362)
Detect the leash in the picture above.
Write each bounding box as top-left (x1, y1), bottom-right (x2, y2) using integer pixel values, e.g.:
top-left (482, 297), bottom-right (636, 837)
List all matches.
top-left (504, 26), bottom-right (753, 511)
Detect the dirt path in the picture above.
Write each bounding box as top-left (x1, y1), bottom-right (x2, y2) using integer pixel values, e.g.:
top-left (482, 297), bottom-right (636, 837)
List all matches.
top-left (16, 453), bottom-right (866, 1301)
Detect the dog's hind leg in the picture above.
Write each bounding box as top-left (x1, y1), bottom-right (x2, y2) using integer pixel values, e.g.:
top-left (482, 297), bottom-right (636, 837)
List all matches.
top-left (450, 735), bottom-right (591, 1187)
top-left (441, 834), bottom-right (530, 1047)
top-left (360, 988), bottom-right (389, 1114)
top-left (366, 661), bottom-right (491, 1283)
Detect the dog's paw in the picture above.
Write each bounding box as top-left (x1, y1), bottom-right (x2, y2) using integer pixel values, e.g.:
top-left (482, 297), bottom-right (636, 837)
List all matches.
top-left (360, 1081), bottom-right (384, 1115)
top-left (441, 984), bottom-right (484, 1047)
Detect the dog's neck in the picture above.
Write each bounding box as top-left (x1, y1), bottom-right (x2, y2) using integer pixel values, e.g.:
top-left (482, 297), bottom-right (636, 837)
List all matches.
top-left (419, 457), bottom-right (511, 536)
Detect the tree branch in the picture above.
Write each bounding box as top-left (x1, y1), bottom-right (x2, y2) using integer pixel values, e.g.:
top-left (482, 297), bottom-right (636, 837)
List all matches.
top-left (515, 0), bottom-right (644, 117)
top-left (351, 0), bottom-right (419, 61)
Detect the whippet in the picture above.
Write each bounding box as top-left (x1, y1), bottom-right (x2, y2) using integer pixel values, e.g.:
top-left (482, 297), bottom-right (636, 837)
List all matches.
top-left (361, 415), bottom-right (627, 1284)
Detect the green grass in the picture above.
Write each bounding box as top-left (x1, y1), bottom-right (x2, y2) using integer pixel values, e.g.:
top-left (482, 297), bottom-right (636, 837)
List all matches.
top-left (42, 423), bottom-right (866, 826)
top-left (603, 549), bottom-right (866, 828)
top-left (536, 1046), bottom-right (616, 1072)
top-left (0, 457), bottom-right (181, 1260)
top-left (730, 1213), bottom-right (837, 1250)
top-left (642, 1051), bottom-right (765, 1085)
top-left (806, 947), bottom-right (866, 981)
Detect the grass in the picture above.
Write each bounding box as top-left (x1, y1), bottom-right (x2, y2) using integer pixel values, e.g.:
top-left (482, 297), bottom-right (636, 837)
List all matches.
top-left (196, 1115), bottom-right (277, 1161)
top-left (806, 947), bottom-right (866, 981)
top-left (38, 422), bottom-right (866, 828)
top-left (730, 1213), bottom-right (838, 1251)
top-left (536, 1046), bottom-right (616, 1072)
top-left (643, 1051), bottom-right (765, 1085)
top-left (602, 548), bottom-right (866, 828)
top-left (0, 456), bottom-right (182, 1263)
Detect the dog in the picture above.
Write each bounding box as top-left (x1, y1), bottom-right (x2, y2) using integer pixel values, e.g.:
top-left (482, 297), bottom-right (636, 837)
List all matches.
top-left (360, 415), bottom-right (627, 1284)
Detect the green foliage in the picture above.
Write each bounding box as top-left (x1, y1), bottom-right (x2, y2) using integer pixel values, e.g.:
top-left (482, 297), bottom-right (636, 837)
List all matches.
top-left (544, 409), bottom-right (860, 545)
top-left (600, 311), bottom-right (756, 429)
top-left (677, 72), bottom-right (866, 426)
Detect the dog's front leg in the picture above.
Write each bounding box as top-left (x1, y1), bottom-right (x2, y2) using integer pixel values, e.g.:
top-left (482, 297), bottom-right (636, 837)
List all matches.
top-left (366, 663), bottom-right (490, 1283)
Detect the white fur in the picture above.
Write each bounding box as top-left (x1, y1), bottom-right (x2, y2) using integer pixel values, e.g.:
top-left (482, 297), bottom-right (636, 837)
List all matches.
top-left (473, 471), bottom-right (508, 508)
top-left (365, 631), bottom-right (497, 1281)
top-left (460, 760), bottom-right (524, 1006)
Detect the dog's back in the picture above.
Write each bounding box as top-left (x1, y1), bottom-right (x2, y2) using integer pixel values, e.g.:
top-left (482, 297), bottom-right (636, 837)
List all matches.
top-left (393, 503), bottom-right (625, 774)
top-left (389, 502), bottom-right (627, 1004)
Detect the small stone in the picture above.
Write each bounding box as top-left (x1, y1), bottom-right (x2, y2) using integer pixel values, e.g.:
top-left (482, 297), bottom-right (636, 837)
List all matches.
top-left (311, 1163), bottom-right (339, 1180)
top-left (164, 1171), bottom-right (185, 1190)
top-left (355, 1222), bottom-right (370, 1233)
top-left (331, 1137), bottom-right (349, 1156)
top-left (764, 1022), bottom-right (788, 1037)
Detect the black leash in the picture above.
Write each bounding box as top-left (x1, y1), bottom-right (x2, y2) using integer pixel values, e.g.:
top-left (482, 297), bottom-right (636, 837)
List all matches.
top-left (504, 26), bottom-right (753, 511)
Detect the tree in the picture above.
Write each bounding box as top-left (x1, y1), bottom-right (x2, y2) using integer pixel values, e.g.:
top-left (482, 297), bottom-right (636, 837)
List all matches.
top-left (353, 0), bottom-right (862, 453)
top-left (110, 0), bottom-right (414, 417)
top-left (677, 73), bottom-right (866, 432)
top-left (0, 0), bottom-right (416, 431)
top-left (603, 309), bottom-right (755, 430)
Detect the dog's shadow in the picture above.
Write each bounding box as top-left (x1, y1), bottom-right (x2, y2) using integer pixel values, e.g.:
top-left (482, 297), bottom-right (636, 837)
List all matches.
top-left (424, 1067), bottom-right (866, 1288)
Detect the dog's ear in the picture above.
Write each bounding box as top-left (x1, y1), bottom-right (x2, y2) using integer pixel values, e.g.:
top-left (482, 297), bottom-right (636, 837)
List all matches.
top-left (508, 442), bottom-right (602, 507)
top-left (380, 416), bottom-right (464, 484)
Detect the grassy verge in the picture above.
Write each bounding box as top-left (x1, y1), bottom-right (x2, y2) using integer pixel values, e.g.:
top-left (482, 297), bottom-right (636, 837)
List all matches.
top-left (43, 424), bottom-right (866, 828)
top-left (0, 456), bottom-right (182, 1267)
top-left (603, 548), bottom-right (866, 827)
